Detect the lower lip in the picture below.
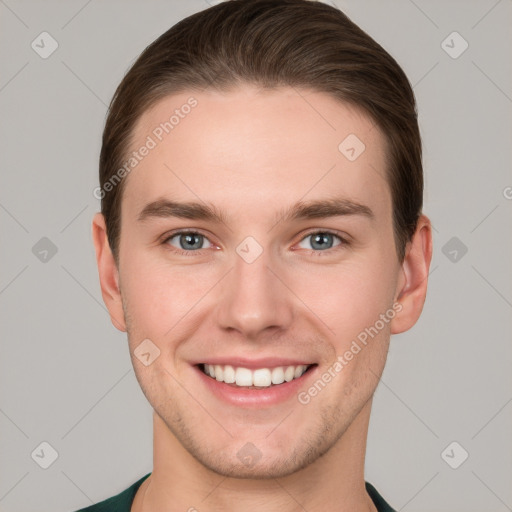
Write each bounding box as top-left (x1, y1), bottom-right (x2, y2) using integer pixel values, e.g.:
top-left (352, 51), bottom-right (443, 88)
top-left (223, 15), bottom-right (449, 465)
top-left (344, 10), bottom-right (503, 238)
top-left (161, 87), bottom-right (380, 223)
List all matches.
top-left (194, 365), bottom-right (318, 408)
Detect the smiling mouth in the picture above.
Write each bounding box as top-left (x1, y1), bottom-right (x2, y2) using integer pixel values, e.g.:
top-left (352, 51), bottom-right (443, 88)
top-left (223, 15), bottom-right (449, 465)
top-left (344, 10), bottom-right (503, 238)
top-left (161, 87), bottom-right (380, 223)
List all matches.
top-left (198, 363), bottom-right (316, 389)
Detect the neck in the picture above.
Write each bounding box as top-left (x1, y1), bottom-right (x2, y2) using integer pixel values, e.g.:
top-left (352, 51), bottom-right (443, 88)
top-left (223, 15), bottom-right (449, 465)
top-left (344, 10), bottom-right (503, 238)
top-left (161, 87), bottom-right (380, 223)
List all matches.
top-left (133, 400), bottom-right (376, 512)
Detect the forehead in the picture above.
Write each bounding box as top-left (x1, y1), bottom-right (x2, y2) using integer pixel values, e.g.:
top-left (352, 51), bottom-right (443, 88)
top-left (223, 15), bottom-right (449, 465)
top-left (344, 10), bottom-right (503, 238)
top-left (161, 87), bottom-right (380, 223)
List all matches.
top-left (124, 86), bottom-right (391, 226)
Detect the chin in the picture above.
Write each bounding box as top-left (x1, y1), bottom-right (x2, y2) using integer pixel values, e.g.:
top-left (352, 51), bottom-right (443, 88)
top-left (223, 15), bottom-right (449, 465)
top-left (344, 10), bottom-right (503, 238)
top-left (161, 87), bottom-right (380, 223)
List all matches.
top-left (195, 452), bottom-right (309, 480)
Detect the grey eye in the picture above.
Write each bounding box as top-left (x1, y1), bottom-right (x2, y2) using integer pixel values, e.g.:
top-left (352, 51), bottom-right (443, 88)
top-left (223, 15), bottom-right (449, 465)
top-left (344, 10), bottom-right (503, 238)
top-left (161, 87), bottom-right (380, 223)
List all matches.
top-left (167, 232), bottom-right (212, 251)
top-left (298, 232), bottom-right (341, 251)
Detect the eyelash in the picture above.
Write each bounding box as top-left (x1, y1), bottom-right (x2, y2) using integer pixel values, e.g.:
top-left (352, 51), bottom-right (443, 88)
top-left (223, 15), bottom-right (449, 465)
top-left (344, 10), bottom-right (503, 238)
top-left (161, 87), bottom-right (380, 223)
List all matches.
top-left (161, 229), bottom-right (350, 257)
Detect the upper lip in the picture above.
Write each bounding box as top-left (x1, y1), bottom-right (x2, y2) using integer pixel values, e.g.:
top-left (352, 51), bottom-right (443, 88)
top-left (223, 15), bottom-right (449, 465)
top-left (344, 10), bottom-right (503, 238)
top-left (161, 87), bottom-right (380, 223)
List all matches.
top-left (192, 357), bottom-right (316, 369)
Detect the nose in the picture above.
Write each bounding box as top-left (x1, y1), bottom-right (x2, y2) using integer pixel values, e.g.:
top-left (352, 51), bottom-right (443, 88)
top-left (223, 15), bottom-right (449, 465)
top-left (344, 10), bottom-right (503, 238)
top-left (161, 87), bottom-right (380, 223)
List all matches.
top-left (215, 249), bottom-right (294, 340)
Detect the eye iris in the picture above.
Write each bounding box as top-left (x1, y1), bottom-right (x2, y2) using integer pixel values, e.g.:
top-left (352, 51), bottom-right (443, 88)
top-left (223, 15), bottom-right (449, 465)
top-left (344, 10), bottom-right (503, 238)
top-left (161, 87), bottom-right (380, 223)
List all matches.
top-left (311, 233), bottom-right (333, 250)
top-left (180, 233), bottom-right (203, 250)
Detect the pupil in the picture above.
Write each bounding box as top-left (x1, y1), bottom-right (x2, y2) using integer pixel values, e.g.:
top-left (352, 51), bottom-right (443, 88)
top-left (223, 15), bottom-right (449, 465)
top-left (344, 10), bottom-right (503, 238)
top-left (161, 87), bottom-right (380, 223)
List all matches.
top-left (181, 233), bottom-right (202, 250)
top-left (312, 233), bottom-right (332, 250)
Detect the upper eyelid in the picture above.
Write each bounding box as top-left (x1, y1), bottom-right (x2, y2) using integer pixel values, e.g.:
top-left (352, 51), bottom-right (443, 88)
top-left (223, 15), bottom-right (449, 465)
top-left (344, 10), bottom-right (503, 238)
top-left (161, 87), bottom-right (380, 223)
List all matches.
top-left (298, 230), bottom-right (345, 243)
top-left (162, 228), bottom-right (213, 243)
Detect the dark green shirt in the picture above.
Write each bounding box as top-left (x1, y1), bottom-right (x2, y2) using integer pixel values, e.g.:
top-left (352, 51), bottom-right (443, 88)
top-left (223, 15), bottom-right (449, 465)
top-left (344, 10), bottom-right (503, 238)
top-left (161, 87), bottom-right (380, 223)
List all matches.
top-left (74, 473), bottom-right (396, 511)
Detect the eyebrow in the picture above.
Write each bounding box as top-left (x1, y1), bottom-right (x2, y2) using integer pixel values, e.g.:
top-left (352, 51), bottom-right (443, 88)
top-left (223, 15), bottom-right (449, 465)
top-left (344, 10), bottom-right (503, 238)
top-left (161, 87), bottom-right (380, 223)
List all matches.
top-left (137, 198), bottom-right (374, 224)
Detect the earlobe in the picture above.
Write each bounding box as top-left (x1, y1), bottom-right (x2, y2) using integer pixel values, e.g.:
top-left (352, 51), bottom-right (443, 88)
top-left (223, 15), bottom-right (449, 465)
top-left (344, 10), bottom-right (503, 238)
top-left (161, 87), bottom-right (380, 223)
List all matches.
top-left (92, 212), bottom-right (127, 332)
top-left (390, 214), bottom-right (433, 335)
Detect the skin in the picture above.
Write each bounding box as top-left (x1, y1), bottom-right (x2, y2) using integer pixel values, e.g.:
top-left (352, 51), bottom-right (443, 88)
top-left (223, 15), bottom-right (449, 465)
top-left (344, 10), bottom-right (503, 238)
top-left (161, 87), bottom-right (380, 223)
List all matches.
top-left (93, 85), bottom-right (432, 512)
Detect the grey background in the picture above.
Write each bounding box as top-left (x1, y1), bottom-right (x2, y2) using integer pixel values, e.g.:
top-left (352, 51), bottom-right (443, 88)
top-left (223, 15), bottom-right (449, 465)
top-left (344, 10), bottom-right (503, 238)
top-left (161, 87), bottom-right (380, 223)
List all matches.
top-left (1, 0), bottom-right (511, 511)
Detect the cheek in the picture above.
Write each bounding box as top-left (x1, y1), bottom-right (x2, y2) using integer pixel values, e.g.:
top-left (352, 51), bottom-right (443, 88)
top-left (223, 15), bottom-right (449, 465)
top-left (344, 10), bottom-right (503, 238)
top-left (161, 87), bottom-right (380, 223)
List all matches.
top-left (305, 253), bottom-right (396, 344)
top-left (119, 249), bottom-right (219, 338)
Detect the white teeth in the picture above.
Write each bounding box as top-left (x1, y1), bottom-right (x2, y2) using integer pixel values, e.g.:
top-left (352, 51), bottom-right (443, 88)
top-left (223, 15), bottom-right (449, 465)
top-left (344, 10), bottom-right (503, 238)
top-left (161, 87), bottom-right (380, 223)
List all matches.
top-left (235, 367), bottom-right (253, 386)
top-left (271, 367), bottom-right (285, 385)
top-left (223, 365), bottom-right (235, 384)
top-left (202, 363), bottom-right (311, 387)
top-left (253, 368), bottom-right (272, 387)
top-left (294, 365), bottom-right (306, 379)
top-left (214, 365), bottom-right (223, 382)
top-left (284, 366), bottom-right (295, 382)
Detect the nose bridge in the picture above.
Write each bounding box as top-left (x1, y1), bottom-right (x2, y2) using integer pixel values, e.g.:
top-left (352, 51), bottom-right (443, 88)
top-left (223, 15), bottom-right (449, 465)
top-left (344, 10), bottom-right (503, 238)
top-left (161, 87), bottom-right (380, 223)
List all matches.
top-left (216, 242), bottom-right (293, 338)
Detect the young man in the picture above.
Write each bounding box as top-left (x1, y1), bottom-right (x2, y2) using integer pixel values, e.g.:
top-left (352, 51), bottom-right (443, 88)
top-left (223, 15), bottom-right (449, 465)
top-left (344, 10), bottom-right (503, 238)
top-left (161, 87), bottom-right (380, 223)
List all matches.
top-left (82, 0), bottom-right (432, 510)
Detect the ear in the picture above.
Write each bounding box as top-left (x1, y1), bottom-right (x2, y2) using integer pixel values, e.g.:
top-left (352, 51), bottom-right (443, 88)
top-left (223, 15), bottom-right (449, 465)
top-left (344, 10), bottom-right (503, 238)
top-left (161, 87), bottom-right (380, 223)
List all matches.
top-left (92, 212), bottom-right (126, 332)
top-left (391, 214), bottom-right (433, 334)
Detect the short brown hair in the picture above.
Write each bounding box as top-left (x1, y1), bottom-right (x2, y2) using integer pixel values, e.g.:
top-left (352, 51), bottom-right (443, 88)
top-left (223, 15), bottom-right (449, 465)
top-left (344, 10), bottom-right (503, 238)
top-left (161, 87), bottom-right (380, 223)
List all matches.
top-left (99, 0), bottom-right (422, 263)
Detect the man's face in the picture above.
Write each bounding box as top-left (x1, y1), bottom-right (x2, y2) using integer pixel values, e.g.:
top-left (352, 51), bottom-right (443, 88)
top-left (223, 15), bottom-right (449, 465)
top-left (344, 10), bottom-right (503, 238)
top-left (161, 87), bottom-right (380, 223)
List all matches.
top-left (116, 86), bottom-right (404, 478)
